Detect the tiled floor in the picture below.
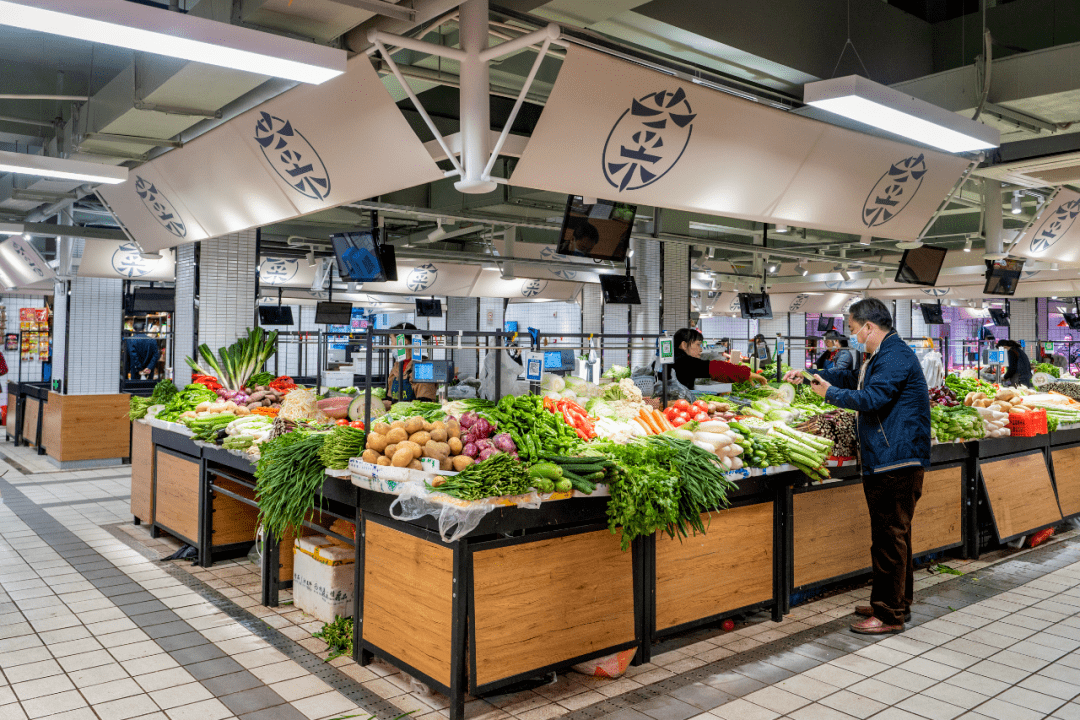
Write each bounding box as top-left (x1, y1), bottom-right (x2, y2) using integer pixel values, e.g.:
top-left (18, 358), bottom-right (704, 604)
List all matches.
top-left (3, 440), bottom-right (1080, 720)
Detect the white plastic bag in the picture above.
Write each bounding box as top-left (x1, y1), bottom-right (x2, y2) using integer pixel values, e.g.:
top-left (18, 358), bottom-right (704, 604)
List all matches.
top-left (389, 481), bottom-right (543, 543)
top-left (479, 351), bottom-right (531, 401)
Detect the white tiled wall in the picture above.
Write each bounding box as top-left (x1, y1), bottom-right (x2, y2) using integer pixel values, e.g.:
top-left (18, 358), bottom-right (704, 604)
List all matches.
top-left (447, 296), bottom-right (479, 378)
top-left (67, 277), bottom-right (123, 395)
top-left (261, 304), bottom-right (319, 379)
top-left (895, 300), bottom-right (913, 337)
top-left (1010, 299), bottom-right (1038, 359)
top-left (197, 231), bottom-right (257, 353)
top-left (1, 293), bottom-right (47, 391)
top-left (582, 285), bottom-right (602, 336)
top-left (631, 238), bottom-right (661, 366)
top-left (662, 243), bottom-right (690, 331)
top-left (173, 242), bottom-right (196, 379)
top-left (50, 281), bottom-right (66, 390)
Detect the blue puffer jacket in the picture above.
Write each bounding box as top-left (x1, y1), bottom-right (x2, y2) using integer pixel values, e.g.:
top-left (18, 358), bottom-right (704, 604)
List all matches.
top-left (818, 331), bottom-right (931, 475)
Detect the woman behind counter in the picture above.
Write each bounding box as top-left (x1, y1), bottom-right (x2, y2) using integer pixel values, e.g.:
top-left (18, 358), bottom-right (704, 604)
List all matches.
top-left (814, 330), bottom-right (854, 372)
top-left (669, 328), bottom-right (767, 389)
top-left (997, 338), bottom-right (1033, 387)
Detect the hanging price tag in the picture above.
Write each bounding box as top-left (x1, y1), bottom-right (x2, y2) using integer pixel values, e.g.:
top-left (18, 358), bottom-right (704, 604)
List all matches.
top-left (395, 334), bottom-right (407, 359)
top-left (658, 337), bottom-right (675, 365)
top-left (777, 340), bottom-right (786, 355)
top-left (412, 335), bottom-right (423, 362)
top-left (525, 353), bottom-right (543, 382)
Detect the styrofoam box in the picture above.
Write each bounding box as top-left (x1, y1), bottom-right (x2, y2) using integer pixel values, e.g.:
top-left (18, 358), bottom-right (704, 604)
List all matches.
top-left (292, 536), bottom-right (354, 624)
top-left (322, 371), bottom-right (354, 389)
top-left (348, 458), bottom-right (458, 483)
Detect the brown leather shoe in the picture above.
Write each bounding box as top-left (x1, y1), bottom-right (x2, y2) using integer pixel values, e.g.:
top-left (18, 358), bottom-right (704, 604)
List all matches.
top-left (850, 616), bottom-right (904, 634)
top-left (855, 605), bottom-right (911, 621)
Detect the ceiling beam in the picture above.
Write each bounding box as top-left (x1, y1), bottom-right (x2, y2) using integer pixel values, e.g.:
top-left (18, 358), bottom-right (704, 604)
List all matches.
top-left (322, 0), bottom-right (416, 21)
top-left (21, 223), bottom-right (127, 241)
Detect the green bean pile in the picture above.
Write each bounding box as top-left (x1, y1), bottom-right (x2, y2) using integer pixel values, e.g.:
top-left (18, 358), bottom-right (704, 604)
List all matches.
top-left (255, 431), bottom-right (328, 539)
top-left (428, 453), bottom-right (532, 500)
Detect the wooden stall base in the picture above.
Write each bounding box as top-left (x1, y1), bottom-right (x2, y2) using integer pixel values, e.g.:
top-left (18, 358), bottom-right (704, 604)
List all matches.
top-left (363, 520), bottom-right (455, 689)
top-left (130, 421), bottom-right (155, 524)
top-left (981, 451), bottom-right (1062, 541)
top-left (655, 503), bottom-right (773, 632)
top-left (794, 483), bottom-right (871, 589)
top-left (21, 398), bottom-right (39, 447)
top-left (912, 465), bottom-right (963, 556)
top-left (210, 476), bottom-right (259, 546)
top-left (153, 449), bottom-right (201, 543)
top-left (44, 392), bottom-right (131, 462)
top-left (5, 391), bottom-right (14, 438)
top-left (471, 528), bottom-right (636, 689)
top-left (1051, 445), bottom-right (1080, 518)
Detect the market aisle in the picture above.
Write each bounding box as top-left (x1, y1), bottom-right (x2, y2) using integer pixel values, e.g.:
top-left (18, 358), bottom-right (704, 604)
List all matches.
top-left (4, 438), bottom-right (1080, 720)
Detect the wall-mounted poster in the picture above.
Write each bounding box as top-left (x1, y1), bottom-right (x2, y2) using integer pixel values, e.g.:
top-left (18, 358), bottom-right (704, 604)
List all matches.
top-left (5, 334), bottom-right (16, 351)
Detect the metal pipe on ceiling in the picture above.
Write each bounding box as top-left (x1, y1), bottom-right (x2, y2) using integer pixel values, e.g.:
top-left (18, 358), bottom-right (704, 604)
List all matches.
top-left (0, 95), bottom-right (88, 101)
top-left (0, 114), bottom-right (54, 129)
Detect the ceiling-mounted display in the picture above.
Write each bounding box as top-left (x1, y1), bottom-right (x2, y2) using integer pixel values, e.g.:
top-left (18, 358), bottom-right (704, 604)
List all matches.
top-left (714, 291), bottom-right (856, 315)
top-left (556, 196), bottom-right (636, 261)
top-left (511, 47), bottom-right (971, 242)
top-left (492, 237), bottom-right (606, 284)
top-left (98, 56), bottom-right (443, 252)
top-left (77, 240), bottom-right (175, 281)
top-left (1010, 189), bottom-right (1080, 263)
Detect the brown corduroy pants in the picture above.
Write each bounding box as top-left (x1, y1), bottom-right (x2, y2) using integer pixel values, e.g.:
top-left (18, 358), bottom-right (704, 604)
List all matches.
top-left (862, 468), bottom-right (924, 626)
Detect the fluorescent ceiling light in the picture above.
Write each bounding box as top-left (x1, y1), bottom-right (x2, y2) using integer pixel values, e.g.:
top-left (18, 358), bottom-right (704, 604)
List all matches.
top-left (804, 75), bottom-right (1000, 153)
top-left (0, 0), bottom-right (345, 85)
top-left (0, 149), bottom-right (127, 185)
top-left (0, 224), bottom-right (22, 236)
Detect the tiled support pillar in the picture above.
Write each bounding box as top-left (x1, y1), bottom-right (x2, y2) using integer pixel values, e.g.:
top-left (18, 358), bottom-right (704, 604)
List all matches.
top-left (631, 238), bottom-right (661, 368)
top-left (197, 231), bottom-right (257, 351)
top-left (66, 277), bottom-right (123, 395)
top-left (51, 280), bottom-right (67, 391)
top-left (895, 300), bottom-right (913, 337)
top-left (172, 243), bottom-right (196, 380)
top-left (447, 297), bottom-right (479, 379)
top-left (662, 242), bottom-right (690, 333)
top-left (1010, 299), bottom-right (1038, 360)
top-left (478, 297), bottom-right (505, 370)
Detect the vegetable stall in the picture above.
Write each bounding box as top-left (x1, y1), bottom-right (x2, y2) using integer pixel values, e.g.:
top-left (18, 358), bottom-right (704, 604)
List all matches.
top-left (130, 327), bottom-right (1080, 720)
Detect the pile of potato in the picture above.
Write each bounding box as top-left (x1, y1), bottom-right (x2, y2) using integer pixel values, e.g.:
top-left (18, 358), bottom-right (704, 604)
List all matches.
top-left (964, 387), bottom-right (1031, 414)
top-left (361, 415), bottom-right (474, 472)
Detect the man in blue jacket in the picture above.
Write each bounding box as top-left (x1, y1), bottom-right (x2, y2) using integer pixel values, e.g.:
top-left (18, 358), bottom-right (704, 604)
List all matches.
top-left (785, 298), bottom-right (930, 635)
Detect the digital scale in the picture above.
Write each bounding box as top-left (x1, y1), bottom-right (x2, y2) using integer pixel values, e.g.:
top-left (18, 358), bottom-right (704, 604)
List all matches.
top-left (411, 361), bottom-right (455, 383)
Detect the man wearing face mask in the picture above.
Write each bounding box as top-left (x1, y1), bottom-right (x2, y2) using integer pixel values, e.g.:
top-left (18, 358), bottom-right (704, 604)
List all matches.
top-left (784, 298), bottom-right (930, 635)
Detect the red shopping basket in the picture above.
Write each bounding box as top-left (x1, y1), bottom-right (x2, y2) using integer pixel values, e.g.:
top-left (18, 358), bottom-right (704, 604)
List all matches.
top-left (1008, 408), bottom-right (1047, 437)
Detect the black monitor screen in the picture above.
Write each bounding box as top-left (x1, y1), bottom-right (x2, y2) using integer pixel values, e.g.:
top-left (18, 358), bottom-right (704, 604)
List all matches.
top-left (314, 301), bottom-right (353, 325)
top-left (599, 274), bottom-right (641, 304)
top-left (920, 303), bottom-right (944, 325)
top-left (331, 229), bottom-right (387, 283)
top-left (415, 298), bottom-right (442, 317)
top-left (1065, 313), bottom-right (1080, 331)
top-left (259, 305), bottom-right (294, 326)
top-left (895, 245), bottom-right (948, 286)
top-left (130, 287), bottom-right (174, 313)
top-left (556, 196), bottom-right (636, 262)
top-left (984, 258), bottom-right (1024, 296)
top-left (738, 292), bottom-right (773, 320)
top-left (817, 316), bottom-right (834, 332)
top-left (988, 308), bottom-right (1010, 326)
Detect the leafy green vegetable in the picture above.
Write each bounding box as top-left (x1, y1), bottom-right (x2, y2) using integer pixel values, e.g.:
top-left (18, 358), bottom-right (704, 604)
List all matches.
top-left (313, 616), bottom-right (353, 661)
top-left (155, 384), bottom-right (219, 422)
top-left (248, 371), bottom-right (275, 388)
top-left (382, 401), bottom-right (445, 422)
top-left (602, 364), bottom-right (631, 380)
top-left (428, 453), bottom-right (532, 500)
top-left (150, 379), bottom-right (178, 405)
top-left (186, 327), bottom-right (278, 392)
top-left (1034, 363), bottom-right (1061, 379)
top-left (255, 430), bottom-right (328, 539)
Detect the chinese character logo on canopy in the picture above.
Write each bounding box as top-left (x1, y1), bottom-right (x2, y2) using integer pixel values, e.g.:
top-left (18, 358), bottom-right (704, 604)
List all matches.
top-left (862, 155), bottom-right (928, 228)
top-left (10, 239), bottom-right (44, 278)
top-left (112, 242), bottom-right (154, 278)
top-left (521, 279), bottom-right (546, 298)
top-left (134, 176), bottom-right (187, 238)
top-left (922, 287), bottom-right (950, 296)
top-left (407, 264), bottom-right (438, 292)
top-left (603, 87), bottom-right (696, 192)
top-left (788, 295), bottom-right (810, 312)
top-left (1028, 199), bottom-right (1080, 254)
top-left (254, 112), bottom-right (331, 201)
top-left (540, 246), bottom-right (577, 279)
top-left (259, 258), bottom-right (300, 285)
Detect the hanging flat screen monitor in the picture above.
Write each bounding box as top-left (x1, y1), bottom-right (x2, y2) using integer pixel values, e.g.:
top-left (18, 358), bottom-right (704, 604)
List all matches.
top-left (895, 245), bottom-right (948, 286)
top-left (331, 228), bottom-right (397, 283)
top-left (258, 305), bottom-right (294, 326)
top-left (1064, 313), bottom-right (1080, 331)
top-left (988, 308), bottom-right (1010, 326)
top-left (556, 196), bottom-right (637, 262)
top-left (817, 316), bottom-right (834, 332)
top-left (599, 274), bottom-right (641, 304)
top-left (415, 298), bottom-right (442, 317)
top-left (920, 303), bottom-right (944, 325)
top-left (738, 292), bottom-right (773, 320)
top-left (984, 258), bottom-right (1024, 296)
top-left (130, 287), bottom-right (174, 313)
top-left (314, 301), bottom-right (352, 325)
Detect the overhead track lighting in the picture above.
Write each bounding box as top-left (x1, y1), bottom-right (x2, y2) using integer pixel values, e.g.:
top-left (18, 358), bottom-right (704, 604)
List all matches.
top-left (964, 238), bottom-right (973, 252)
top-left (0, 149), bottom-right (127, 185)
top-left (22, 232), bottom-right (31, 241)
top-left (1011, 191), bottom-right (1023, 215)
top-left (804, 75), bottom-right (1000, 153)
top-left (839, 266), bottom-right (852, 282)
top-left (798, 265), bottom-right (808, 277)
top-left (774, 224), bottom-right (789, 233)
top-left (627, 249), bottom-right (635, 259)
top-left (427, 218), bottom-right (446, 242)
top-left (306, 250), bottom-right (316, 268)
top-left (0, 224), bottom-right (22, 236)
top-left (0, 0), bottom-right (345, 85)
top-left (859, 234), bottom-right (872, 246)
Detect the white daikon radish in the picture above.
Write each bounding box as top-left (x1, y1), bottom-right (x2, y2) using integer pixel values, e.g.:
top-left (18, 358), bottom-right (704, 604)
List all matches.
top-left (698, 421), bottom-right (730, 433)
top-left (693, 432), bottom-right (730, 448)
top-left (693, 440), bottom-right (716, 453)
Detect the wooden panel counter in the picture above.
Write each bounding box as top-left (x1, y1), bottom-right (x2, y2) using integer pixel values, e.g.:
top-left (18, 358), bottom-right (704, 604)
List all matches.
top-left (43, 392), bottom-right (131, 465)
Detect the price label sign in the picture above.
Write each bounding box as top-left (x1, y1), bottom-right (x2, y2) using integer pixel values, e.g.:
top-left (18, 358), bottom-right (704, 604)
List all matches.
top-left (525, 353), bottom-right (543, 382)
top-left (777, 340), bottom-right (786, 354)
top-left (395, 333), bottom-right (407, 359)
top-left (658, 337), bottom-right (675, 365)
top-left (412, 335), bottom-right (423, 362)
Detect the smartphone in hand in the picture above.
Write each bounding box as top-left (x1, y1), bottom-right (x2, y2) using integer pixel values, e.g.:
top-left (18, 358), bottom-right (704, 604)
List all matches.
top-left (801, 370), bottom-right (816, 383)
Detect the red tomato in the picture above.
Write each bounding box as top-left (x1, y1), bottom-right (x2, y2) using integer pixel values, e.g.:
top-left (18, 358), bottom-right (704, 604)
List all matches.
top-left (721, 619), bottom-right (735, 632)
top-left (664, 407), bottom-right (678, 421)
top-left (692, 400), bottom-right (709, 413)
top-left (678, 411), bottom-right (691, 422)
top-left (350, 421), bottom-right (365, 429)
top-left (673, 399), bottom-right (690, 411)
top-left (671, 416), bottom-right (688, 427)
top-left (336, 418), bottom-right (349, 426)
top-left (693, 412), bottom-right (710, 422)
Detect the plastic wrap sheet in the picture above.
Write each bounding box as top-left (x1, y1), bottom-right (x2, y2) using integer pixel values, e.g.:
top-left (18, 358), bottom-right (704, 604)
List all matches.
top-left (389, 481), bottom-right (543, 543)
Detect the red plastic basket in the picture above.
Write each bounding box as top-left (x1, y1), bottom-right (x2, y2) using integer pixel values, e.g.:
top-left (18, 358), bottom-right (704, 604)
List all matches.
top-left (1008, 408), bottom-right (1047, 437)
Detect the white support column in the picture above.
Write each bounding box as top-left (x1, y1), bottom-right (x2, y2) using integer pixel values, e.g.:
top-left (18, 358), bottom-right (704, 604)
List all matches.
top-left (454, 0), bottom-right (496, 194)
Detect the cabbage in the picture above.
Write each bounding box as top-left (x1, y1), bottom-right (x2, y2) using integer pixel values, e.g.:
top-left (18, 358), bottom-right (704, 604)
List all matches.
top-left (603, 364), bottom-right (631, 380)
top-left (541, 373), bottom-right (566, 393)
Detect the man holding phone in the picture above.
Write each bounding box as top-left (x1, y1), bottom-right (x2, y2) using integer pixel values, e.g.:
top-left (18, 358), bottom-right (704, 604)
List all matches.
top-left (784, 298), bottom-right (931, 635)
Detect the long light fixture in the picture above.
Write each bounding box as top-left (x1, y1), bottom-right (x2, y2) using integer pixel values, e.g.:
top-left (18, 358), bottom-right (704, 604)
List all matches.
top-left (0, 224), bottom-right (22, 236)
top-left (0, 0), bottom-right (346, 85)
top-left (804, 75), bottom-right (1000, 153)
top-left (0, 149), bottom-right (128, 185)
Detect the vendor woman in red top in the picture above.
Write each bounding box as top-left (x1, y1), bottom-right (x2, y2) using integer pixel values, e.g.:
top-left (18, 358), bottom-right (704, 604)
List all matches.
top-left (669, 328), bottom-right (768, 388)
